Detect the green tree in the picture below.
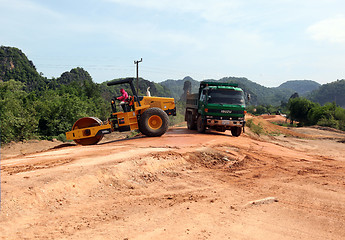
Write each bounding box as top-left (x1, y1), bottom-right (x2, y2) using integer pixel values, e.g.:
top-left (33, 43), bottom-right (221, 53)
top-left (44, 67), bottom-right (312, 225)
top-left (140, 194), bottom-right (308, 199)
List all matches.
top-left (0, 80), bottom-right (38, 143)
top-left (288, 97), bottom-right (317, 125)
top-left (34, 87), bottom-right (109, 139)
top-left (334, 107), bottom-right (345, 131)
top-left (255, 105), bottom-right (267, 115)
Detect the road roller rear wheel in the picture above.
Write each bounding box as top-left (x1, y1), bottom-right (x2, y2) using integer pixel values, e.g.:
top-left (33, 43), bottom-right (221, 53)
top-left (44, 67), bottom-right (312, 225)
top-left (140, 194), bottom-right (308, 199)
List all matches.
top-left (72, 117), bottom-right (104, 145)
top-left (139, 108), bottom-right (169, 137)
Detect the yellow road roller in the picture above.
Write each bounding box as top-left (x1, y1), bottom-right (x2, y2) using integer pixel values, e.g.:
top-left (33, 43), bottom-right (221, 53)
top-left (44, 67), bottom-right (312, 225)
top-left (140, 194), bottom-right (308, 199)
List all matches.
top-left (66, 78), bottom-right (176, 145)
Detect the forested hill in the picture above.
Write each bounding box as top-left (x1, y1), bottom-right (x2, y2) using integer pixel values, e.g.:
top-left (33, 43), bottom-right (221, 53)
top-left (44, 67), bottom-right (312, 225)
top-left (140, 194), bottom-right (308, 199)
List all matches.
top-left (277, 80), bottom-right (320, 95)
top-left (218, 77), bottom-right (294, 106)
top-left (0, 46), bottom-right (104, 95)
top-left (0, 46), bottom-right (48, 91)
top-left (100, 78), bottom-right (172, 102)
top-left (161, 77), bottom-right (344, 108)
top-left (160, 76), bottom-right (200, 100)
top-left (0, 46), bottom-right (172, 98)
top-left (309, 79), bottom-right (345, 108)
top-left (162, 76), bottom-right (295, 106)
top-left (3, 45), bottom-right (340, 108)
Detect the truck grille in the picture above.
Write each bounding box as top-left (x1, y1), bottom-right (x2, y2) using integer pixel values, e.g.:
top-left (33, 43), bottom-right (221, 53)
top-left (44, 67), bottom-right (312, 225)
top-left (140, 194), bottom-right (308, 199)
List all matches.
top-left (207, 109), bottom-right (244, 115)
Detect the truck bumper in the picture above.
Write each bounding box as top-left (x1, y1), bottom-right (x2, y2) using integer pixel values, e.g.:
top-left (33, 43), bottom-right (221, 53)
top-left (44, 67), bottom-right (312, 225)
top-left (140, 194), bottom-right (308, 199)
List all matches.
top-left (206, 119), bottom-right (244, 127)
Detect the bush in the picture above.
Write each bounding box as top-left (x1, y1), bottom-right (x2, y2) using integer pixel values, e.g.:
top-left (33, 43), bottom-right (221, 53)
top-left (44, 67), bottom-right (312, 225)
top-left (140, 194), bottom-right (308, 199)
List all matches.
top-left (317, 118), bottom-right (339, 129)
top-left (56, 133), bottom-right (67, 142)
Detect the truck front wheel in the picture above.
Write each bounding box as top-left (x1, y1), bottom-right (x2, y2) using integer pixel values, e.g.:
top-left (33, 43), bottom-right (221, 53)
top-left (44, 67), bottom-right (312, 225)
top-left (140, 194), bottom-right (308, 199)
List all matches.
top-left (197, 115), bottom-right (206, 133)
top-left (231, 127), bottom-right (242, 137)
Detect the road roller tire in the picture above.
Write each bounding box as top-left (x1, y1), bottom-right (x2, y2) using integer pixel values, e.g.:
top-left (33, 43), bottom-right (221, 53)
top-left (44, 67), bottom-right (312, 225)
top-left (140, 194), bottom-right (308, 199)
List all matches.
top-left (139, 108), bottom-right (169, 137)
top-left (72, 117), bottom-right (104, 145)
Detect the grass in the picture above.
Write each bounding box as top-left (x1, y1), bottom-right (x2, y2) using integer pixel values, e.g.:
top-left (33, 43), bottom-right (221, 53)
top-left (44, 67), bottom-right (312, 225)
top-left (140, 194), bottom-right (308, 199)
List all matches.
top-left (271, 121), bottom-right (297, 128)
top-left (246, 119), bottom-right (264, 135)
top-left (126, 130), bottom-right (141, 138)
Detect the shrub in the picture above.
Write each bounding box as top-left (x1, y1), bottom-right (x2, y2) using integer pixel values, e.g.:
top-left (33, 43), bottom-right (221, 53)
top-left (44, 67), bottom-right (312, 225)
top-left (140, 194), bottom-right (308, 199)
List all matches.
top-left (317, 118), bottom-right (339, 129)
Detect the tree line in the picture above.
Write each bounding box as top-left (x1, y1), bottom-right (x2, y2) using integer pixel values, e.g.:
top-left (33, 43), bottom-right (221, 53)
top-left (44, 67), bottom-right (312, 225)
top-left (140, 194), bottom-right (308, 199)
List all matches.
top-left (0, 78), bottom-right (109, 144)
top-left (288, 97), bottom-right (345, 130)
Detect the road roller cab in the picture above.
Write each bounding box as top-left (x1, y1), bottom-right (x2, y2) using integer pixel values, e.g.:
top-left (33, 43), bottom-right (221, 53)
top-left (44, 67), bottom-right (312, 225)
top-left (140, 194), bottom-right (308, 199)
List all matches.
top-left (66, 77), bottom-right (176, 145)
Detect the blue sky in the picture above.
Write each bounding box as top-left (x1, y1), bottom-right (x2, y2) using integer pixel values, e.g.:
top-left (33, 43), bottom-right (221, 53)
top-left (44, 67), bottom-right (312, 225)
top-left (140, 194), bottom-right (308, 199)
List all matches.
top-left (1, 0), bottom-right (345, 87)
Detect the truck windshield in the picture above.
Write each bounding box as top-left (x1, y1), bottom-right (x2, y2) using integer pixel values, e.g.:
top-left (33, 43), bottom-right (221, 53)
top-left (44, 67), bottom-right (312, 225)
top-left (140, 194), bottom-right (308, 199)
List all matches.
top-left (207, 89), bottom-right (245, 105)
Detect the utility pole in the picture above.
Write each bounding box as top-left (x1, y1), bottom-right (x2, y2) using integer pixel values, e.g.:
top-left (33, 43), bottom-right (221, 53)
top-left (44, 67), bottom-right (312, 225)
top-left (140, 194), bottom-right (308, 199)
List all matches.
top-left (134, 58), bottom-right (143, 94)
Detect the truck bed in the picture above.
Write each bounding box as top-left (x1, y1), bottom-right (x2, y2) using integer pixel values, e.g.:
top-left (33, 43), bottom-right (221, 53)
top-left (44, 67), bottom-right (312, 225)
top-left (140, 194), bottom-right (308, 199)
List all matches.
top-left (186, 93), bottom-right (199, 108)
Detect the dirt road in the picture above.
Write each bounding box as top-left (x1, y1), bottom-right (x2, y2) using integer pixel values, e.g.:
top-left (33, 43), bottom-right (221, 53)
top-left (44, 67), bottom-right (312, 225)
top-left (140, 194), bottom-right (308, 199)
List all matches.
top-left (1, 121), bottom-right (345, 239)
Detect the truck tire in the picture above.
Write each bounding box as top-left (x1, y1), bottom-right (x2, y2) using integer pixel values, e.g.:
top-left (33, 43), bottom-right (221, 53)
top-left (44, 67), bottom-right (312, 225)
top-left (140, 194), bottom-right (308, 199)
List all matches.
top-left (139, 107), bottom-right (169, 137)
top-left (231, 127), bottom-right (242, 137)
top-left (197, 115), bottom-right (206, 133)
top-left (187, 112), bottom-right (197, 130)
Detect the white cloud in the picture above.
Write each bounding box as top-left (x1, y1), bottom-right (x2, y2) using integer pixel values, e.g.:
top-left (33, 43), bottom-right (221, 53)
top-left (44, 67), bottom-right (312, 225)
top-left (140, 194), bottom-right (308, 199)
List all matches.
top-left (307, 15), bottom-right (345, 43)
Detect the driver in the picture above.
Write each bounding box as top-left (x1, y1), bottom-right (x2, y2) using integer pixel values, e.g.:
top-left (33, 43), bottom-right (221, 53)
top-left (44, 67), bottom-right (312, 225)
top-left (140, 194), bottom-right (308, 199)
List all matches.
top-left (117, 88), bottom-right (129, 102)
top-left (117, 88), bottom-right (130, 112)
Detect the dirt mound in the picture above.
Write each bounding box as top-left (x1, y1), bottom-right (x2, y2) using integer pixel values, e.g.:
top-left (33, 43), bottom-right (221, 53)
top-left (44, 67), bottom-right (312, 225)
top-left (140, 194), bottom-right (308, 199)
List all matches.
top-left (186, 147), bottom-right (248, 172)
top-left (260, 114), bottom-right (286, 122)
top-left (1, 139), bottom-right (63, 159)
top-left (252, 114), bottom-right (345, 140)
top-left (1, 131), bottom-right (132, 160)
top-left (247, 115), bottom-right (310, 138)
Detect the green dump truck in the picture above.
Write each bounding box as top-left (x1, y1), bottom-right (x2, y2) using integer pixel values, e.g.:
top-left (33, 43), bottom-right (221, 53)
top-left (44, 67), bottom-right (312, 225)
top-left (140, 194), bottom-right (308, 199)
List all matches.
top-left (185, 81), bottom-right (247, 136)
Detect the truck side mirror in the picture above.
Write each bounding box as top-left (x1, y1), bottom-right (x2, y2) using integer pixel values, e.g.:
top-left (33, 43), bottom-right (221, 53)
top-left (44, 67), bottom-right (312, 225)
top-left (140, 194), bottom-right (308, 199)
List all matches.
top-left (247, 93), bottom-right (251, 101)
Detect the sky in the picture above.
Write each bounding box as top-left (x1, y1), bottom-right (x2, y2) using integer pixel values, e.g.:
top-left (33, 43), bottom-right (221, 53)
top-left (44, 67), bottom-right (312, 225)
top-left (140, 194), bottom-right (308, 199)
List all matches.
top-left (1, 0), bottom-right (345, 87)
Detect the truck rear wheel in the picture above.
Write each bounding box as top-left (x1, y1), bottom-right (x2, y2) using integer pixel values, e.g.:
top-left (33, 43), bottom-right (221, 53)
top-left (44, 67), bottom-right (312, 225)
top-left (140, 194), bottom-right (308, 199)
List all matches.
top-left (197, 115), bottom-right (206, 133)
top-left (231, 127), bottom-right (242, 137)
top-left (139, 108), bottom-right (169, 137)
top-left (187, 112), bottom-right (197, 130)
